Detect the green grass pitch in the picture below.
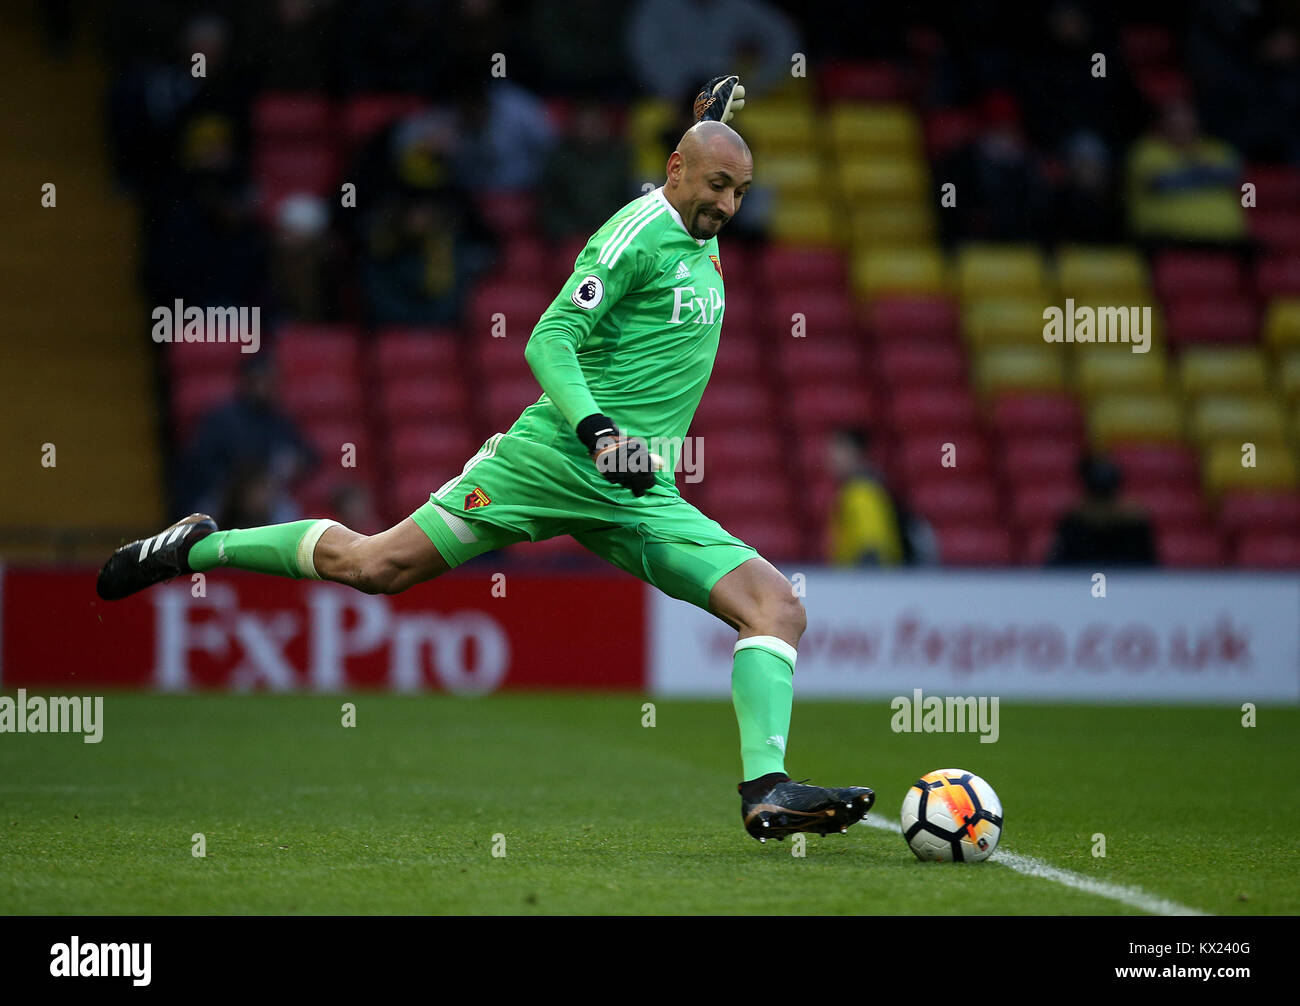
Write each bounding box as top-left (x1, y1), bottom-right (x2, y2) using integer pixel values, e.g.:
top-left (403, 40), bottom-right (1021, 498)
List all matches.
top-left (0, 694), bottom-right (1295, 915)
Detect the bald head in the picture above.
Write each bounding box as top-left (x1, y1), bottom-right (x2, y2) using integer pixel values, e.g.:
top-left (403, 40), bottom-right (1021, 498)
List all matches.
top-left (676, 120), bottom-right (752, 164)
top-left (664, 121), bottom-right (754, 240)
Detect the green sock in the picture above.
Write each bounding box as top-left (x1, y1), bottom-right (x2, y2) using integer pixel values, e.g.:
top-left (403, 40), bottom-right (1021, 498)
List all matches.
top-left (731, 636), bottom-right (796, 780)
top-left (187, 519), bottom-right (338, 579)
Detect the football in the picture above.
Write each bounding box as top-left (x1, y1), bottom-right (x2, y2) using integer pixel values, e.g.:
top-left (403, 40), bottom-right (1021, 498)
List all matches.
top-left (901, 769), bottom-right (1003, 862)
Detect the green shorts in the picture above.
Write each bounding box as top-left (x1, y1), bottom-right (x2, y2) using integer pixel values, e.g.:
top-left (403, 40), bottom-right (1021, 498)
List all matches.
top-left (409, 432), bottom-right (758, 611)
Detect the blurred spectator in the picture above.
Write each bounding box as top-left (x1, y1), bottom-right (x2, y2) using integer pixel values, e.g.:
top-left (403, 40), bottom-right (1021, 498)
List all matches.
top-left (540, 100), bottom-right (634, 239)
top-left (176, 356), bottom-right (318, 520)
top-left (448, 73), bottom-right (558, 192)
top-left (243, 0), bottom-right (340, 92)
top-left (1125, 99), bottom-right (1245, 245)
top-left (330, 483), bottom-right (384, 536)
top-left (937, 91), bottom-right (1054, 244)
top-left (826, 429), bottom-right (937, 567)
top-left (1051, 130), bottom-right (1124, 244)
top-left (269, 193), bottom-right (340, 323)
top-left (1187, 0), bottom-right (1300, 163)
top-left (1046, 455), bottom-right (1157, 567)
top-left (218, 462), bottom-right (282, 530)
top-left (362, 189), bottom-right (493, 325)
top-left (626, 0), bottom-right (801, 100)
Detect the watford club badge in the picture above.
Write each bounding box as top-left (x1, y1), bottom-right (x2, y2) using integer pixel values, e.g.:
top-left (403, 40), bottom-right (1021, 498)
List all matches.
top-left (709, 254), bottom-right (723, 280)
top-left (465, 487), bottom-right (491, 509)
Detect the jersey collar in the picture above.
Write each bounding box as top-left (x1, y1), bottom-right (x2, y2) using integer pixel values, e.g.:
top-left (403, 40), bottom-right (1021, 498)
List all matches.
top-left (654, 186), bottom-right (707, 246)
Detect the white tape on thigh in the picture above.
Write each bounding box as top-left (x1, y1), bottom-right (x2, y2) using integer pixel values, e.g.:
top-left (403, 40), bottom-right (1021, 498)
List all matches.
top-left (296, 519), bottom-right (340, 580)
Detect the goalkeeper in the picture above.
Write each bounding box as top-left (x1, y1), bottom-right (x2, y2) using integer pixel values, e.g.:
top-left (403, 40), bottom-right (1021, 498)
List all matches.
top-left (98, 77), bottom-right (875, 843)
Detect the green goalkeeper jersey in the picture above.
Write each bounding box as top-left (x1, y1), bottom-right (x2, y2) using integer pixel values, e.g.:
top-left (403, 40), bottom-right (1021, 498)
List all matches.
top-left (511, 186), bottom-right (725, 483)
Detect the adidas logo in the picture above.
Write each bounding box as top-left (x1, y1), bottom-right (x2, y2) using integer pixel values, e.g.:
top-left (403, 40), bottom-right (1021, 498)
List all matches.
top-left (137, 525), bottom-right (188, 560)
top-left (674, 260), bottom-right (691, 280)
top-left (766, 735), bottom-right (786, 753)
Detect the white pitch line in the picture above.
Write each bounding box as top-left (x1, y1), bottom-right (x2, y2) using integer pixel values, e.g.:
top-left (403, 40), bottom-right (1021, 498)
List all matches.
top-left (861, 817), bottom-right (1209, 916)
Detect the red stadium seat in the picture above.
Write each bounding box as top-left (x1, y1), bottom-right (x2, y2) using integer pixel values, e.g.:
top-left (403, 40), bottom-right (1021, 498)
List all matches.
top-left (819, 61), bottom-right (908, 102)
top-left (1009, 482), bottom-right (1079, 529)
top-left (786, 383), bottom-right (876, 432)
top-left (703, 473), bottom-right (796, 515)
top-left (372, 327), bottom-right (462, 379)
top-left (378, 375), bottom-right (470, 425)
top-left (1135, 66), bottom-right (1192, 104)
top-left (274, 324), bottom-right (361, 378)
top-left (909, 477), bottom-right (1000, 522)
top-left (998, 436), bottom-right (1081, 485)
top-left (1255, 256), bottom-right (1300, 299)
top-left (696, 429), bottom-right (785, 472)
top-left (775, 338), bottom-right (865, 380)
top-left (1158, 527), bottom-right (1227, 567)
top-left (989, 393), bottom-right (1084, 439)
top-left (281, 373), bottom-right (364, 420)
top-left (388, 423), bottom-right (478, 474)
top-left (1234, 531), bottom-right (1300, 567)
top-left (341, 94), bottom-right (428, 148)
top-left (1164, 296), bottom-right (1258, 347)
top-left (1153, 251), bottom-right (1244, 301)
top-left (1217, 490), bottom-right (1300, 536)
top-left (718, 515), bottom-right (806, 561)
top-left (492, 235), bottom-right (549, 278)
top-left (694, 382), bottom-right (774, 427)
top-left (485, 376), bottom-right (543, 431)
top-left (253, 142), bottom-right (341, 200)
top-left (474, 190), bottom-right (538, 235)
top-left (884, 386), bottom-right (980, 435)
top-left (252, 93), bottom-right (333, 140)
top-left (1247, 165), bottom-right (1300, 208)
top-left (767, 291), bottom-right (858, 340)
top-left (895, 433), bottom-right (992, 485)
top-left (1110, 443), bottom-right (1201, 487)
top-left (933, 523), bottom-right (1015, 565)
top-left (873, 340), bottom-right (967, 388)
top-left (870, 297), bottom-right (959, 342)
top-left (166, 340), bottom-right (248, 380)
top-left (719, 294), bottom-right (759, 340)
top-left (474, 333), bottom-right (533, 377)
top-left (1022, 523), bottom-right (1058, 565)
top-left (172, 372), bottom-right (238, 443)
top-left (1123, 485), bottom-right (1212, 528)
top-left (711, 336), bottom-right (764, 379)
top-left (758, 247), bottom-right (848, 291)
top-left (1248, 210), bottom-right (1300, 253)
top-left (549, 235), bottom-right (589, 285)
top-left (465, 281), bottom-right (554, 339)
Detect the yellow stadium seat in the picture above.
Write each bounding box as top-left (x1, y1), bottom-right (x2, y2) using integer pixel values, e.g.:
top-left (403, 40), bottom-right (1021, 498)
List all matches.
top-left (629, 98), bottom-right (675, 183)
top-left (737, 105), bottom-right (817, 154)
top-left (1055, 246), bottom-right (1150, 301)
top-left (1178, 347), bottom-right (1270, 397)
top-left (1075, 349), bottom-right (1169, 397)
top-left (769, 196), bottom-right (841, 246)
top-left (828, 103), bottom-right (921, 155)
top-left (1088, 394), bottom-right (1184, 445)
top-left (956, 244), bottom-right (1048, 300)
top-left (848, 204), bottom-right (934, 251)
top-left (1203, 440), bottom-right (1299, 495)
top-left (1188, 396), bottom-right (1289, 444)
top-left (757, 152), bottom-right (827, 198)
top-left (1263, 299), bottom-right (1300, 349)
top-left (836, 156), bottom-right (927, 203)
top-left (963, 298), bottom-right (1050, 347)
top-left (1280, 351), bottom-right (1300, 404)
top-left (972, 347), bottom-right (1067, 396)
top-left (851, 247), bottom-right (947, 299)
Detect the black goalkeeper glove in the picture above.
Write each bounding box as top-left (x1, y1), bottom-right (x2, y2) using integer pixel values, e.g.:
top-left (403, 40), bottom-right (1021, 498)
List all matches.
top-left (576, 414), bottom-right (663, 497)
top-left (693, 74), bottom-right (746, 124)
